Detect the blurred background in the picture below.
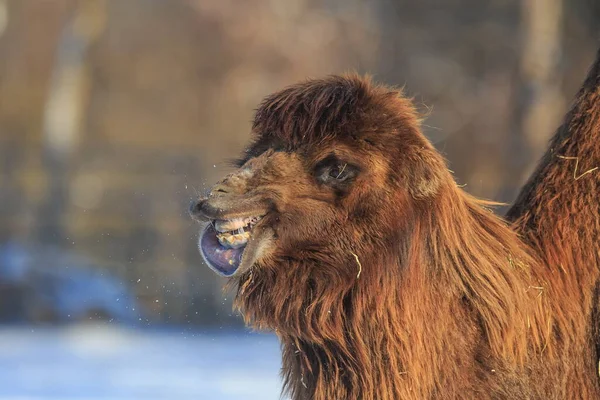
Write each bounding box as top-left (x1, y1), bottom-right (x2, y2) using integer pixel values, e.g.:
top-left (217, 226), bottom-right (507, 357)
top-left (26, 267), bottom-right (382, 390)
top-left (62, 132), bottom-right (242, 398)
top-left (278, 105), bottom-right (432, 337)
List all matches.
top-left (0, 0), bottom-right (598, 398)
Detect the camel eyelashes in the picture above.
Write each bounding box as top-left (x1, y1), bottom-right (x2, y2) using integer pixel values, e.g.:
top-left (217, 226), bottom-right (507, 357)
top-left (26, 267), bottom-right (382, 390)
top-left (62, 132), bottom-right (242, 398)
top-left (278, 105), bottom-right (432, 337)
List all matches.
top-left (315, 157), bottom-right (359, 186)
top-left (329, 163), bottom-right (350, 180)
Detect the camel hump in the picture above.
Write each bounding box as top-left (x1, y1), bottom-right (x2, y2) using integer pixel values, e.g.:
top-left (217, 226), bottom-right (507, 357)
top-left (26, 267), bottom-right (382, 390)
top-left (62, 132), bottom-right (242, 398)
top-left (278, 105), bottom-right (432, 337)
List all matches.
top-left (507, 46), bottom-right (600, 393)
top-left (507, 47), bottom-right (600, 277)
top-left (507, 47), bottom-right (600, 247)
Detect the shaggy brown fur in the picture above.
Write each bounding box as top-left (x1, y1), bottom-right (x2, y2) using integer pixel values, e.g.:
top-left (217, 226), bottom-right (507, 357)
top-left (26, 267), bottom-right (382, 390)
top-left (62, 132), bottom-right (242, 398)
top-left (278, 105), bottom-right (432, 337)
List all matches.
top-left (506, 47), bottom-right (600, 398)
top-left (191, 50), bottom-right (600, 399)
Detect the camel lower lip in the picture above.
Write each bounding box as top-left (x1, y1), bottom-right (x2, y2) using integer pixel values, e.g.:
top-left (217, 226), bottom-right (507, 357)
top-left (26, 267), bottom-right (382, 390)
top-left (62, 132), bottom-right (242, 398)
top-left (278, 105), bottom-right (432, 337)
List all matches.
top-left (200, 224), bottom-right (245, 276)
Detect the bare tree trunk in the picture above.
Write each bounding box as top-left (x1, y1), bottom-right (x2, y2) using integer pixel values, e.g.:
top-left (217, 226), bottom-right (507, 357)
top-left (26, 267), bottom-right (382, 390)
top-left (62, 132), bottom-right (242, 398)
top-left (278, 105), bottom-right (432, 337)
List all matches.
top-left (510, 0), bottom-right (564, 190)
top-left (36, 0), bottom-right (106, 245)
top-left (0, 0), bottom-right (71, 241)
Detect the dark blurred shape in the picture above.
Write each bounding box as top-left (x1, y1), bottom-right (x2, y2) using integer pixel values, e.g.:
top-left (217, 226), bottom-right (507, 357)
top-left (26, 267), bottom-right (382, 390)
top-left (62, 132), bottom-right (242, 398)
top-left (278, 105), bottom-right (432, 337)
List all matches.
top-left (0, 242), bottom-right (140, 324)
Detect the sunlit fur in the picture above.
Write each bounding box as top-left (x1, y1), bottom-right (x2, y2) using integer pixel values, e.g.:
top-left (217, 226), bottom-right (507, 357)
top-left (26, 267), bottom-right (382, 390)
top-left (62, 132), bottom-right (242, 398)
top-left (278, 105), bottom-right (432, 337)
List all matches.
top-left (507, 47), bottom-right (600, 398)
top-left (213, 53), bottom-right (600, 399)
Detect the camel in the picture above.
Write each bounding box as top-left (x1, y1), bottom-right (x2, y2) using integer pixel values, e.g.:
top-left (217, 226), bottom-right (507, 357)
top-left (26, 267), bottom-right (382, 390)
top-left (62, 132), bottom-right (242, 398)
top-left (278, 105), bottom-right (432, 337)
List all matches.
top-left (190, 48), bottom-right (600, 399)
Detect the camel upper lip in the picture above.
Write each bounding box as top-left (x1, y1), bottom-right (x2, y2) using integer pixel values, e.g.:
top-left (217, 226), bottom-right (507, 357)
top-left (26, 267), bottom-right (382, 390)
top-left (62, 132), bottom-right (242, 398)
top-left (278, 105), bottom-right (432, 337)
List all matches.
top-left (189, 197), bottom-right (269, 223)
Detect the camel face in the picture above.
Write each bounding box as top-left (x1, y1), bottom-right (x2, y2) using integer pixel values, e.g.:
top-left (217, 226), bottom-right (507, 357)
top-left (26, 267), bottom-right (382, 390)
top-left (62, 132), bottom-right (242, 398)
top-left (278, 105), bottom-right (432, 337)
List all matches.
top-left (192, 141), bottom-right (385, 278)
top-left (190, 75), bottom-right (437, 282)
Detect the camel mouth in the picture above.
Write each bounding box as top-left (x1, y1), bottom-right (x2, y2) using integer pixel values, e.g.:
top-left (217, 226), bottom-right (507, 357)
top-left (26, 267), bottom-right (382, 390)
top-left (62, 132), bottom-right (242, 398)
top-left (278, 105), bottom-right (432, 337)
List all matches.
top-left (199, 215), bottom-right (264, 276)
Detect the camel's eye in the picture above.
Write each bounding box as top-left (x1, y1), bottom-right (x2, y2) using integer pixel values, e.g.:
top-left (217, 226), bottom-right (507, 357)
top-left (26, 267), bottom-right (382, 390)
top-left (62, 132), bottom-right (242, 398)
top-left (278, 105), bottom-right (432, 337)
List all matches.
top-left (315, 157), bottom-right (359, 187)
top-left (328, 164), bottom-right (351, 181)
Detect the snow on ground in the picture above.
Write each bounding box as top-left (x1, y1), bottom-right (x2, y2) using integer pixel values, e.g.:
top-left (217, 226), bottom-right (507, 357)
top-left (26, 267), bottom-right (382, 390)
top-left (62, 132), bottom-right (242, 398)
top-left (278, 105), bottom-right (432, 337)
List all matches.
top-left (0, 325), bottom-right (282, 400)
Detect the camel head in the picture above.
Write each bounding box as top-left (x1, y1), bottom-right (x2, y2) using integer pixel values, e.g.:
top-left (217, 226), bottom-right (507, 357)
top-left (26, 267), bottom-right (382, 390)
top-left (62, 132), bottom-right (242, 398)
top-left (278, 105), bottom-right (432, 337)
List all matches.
top-left (190, 75), bottom-right (451, 333)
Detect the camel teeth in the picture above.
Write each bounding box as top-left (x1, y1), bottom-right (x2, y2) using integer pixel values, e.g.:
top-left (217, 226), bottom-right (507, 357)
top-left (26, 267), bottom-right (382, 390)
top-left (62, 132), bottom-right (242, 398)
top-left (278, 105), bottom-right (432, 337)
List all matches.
top-left (217, 231), bottom-right (251, 249)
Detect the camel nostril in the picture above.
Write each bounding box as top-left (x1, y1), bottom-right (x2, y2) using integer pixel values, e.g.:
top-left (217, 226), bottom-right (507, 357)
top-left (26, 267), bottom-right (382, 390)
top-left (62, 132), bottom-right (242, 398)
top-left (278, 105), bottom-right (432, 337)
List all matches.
top-left (210, 184), bottom-right (229, 196)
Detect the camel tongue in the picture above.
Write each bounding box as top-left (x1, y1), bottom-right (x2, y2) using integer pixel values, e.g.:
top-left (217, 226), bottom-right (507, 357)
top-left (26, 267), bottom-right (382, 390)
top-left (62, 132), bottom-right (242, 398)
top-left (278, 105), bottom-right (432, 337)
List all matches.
top-left (199, 224), bottom-right (244, 276)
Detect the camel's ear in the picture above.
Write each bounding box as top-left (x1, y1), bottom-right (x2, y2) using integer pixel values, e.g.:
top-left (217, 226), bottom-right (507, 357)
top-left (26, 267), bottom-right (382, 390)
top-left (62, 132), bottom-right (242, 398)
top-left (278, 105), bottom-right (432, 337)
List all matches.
top-left (405, 149), bottom-right (444, 199)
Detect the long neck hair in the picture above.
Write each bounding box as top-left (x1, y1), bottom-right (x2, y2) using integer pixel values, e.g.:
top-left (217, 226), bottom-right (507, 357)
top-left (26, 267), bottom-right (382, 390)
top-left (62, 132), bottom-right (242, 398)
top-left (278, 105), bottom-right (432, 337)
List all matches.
top-left (234, 174), bottom-right (550, 399)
